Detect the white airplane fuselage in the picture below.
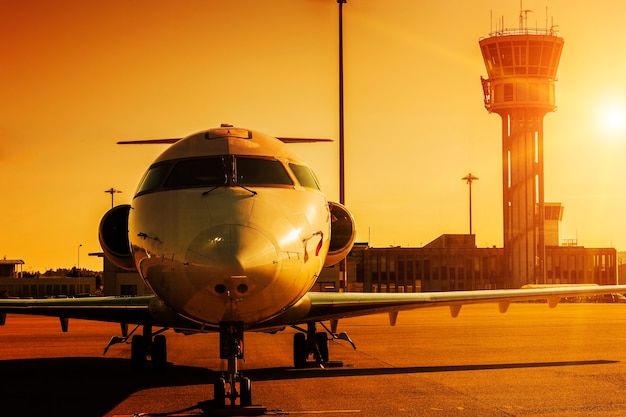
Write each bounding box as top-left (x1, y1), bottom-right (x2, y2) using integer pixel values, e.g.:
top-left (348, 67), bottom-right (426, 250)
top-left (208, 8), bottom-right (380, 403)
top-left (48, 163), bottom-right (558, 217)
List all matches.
top-left (126, 128), bottom-right (333, 326)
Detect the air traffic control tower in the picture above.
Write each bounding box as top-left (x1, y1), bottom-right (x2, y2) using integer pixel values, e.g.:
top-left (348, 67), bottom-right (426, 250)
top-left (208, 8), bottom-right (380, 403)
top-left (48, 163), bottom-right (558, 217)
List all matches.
top-left (479, 15), bottom-right (564, 288)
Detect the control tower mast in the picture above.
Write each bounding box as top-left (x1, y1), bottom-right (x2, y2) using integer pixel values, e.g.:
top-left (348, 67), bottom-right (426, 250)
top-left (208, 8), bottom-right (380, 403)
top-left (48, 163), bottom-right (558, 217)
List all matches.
top-left (479, 10), bottom-right (563, 288)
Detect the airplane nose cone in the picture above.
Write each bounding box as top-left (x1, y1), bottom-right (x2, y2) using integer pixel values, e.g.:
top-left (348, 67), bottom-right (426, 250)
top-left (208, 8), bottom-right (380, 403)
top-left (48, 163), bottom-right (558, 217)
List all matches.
top-left (185, 224), bottom-right (278, 296)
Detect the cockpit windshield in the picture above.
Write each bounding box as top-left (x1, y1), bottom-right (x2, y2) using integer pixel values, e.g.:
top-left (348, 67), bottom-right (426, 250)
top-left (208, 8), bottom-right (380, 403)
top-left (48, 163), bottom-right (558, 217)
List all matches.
top-left (135, 155), bottom-right (296, 196)
top-left (164, 157), bottom-right (227, 189)
top-left (234, 157), bottom-right (293, 186)
top-left (288, 163), bottom-right (320, 190)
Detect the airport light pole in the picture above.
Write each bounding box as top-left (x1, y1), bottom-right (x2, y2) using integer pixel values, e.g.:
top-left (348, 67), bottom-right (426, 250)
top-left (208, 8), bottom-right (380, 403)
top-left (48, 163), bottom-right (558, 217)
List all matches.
top-left (77, 243), bottom-right (82, 295)
top-left (104, 188), bottom-right (122, 208)
top-left (338, 0), bottom-right (346, 206)
top-left (462, 173), bottom-right (479, 235)
top-left (337, 0), bottom-right (348, 292)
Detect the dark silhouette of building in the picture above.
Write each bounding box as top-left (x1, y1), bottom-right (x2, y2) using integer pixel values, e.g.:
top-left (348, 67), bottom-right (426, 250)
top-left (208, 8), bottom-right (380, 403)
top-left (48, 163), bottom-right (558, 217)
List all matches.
top-left (0, 258), bottom-right (24, 278)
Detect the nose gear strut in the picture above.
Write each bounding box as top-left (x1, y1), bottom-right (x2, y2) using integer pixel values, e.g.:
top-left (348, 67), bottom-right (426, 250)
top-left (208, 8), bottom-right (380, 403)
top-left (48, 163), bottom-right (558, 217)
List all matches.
top-left (203, 321), bottom-right (265, 415)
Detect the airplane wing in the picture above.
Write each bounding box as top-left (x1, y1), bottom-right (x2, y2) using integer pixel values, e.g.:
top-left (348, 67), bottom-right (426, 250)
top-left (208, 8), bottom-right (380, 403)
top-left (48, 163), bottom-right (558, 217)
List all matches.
top-left (0, 295), bottom-right (206, 332)
top-left (1, 285), bottom-right (625, 332)
top-left (254, 284), bottom-right (626, 329)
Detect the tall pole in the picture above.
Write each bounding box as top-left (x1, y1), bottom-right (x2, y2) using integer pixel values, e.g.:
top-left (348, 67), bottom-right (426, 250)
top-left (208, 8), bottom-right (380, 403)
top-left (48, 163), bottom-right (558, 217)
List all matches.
top-left (338, 0), bottom-right (346, 205)
top-left (77, 243), bottom-right (82, 295)
top-left (338, 0), bottom-right (347, 292)
top-left (462, 173), bottom-right (479, 235)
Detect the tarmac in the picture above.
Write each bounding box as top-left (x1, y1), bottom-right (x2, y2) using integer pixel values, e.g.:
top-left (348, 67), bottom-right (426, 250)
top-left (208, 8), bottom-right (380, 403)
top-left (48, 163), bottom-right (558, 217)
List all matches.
top-left (1, 302), bottom-right (626, 416)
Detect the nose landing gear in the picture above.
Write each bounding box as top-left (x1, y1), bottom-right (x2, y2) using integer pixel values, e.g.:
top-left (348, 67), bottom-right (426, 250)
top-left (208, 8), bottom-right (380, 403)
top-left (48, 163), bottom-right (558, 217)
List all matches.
top-left (204, 322), bottom-right (266, 415)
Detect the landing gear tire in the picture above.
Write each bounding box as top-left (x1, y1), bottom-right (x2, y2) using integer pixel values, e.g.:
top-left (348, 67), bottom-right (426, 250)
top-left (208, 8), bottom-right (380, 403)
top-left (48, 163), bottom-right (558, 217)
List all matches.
top-left (131, 335), bottom-right (146, 371)
top-left (213, 377), bottom-right (226, 407)
top-left (315, 332), bottom-right (329, 363)
top-left (240, 376), bottom-right (252, 407)
top-left (293, 332), bottom-right (307, 368)
top-left (152, 334), bottom-right (167, 370)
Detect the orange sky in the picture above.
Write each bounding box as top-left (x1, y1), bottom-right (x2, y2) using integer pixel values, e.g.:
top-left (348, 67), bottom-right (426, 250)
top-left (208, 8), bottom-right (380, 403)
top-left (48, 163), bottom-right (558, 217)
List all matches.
top-left (2, 0), bottom-right (626, 272)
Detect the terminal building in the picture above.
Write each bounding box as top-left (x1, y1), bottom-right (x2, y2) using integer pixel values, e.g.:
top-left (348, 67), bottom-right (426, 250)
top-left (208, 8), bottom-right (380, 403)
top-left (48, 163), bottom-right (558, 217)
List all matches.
top-left (0, 258), bottom-right (97, 298)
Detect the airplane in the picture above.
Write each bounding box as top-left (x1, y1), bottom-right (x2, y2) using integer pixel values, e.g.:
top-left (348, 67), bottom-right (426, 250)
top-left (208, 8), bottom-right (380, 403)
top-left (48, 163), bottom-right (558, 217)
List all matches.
top-left (1, 124), bottom-right (625, 411)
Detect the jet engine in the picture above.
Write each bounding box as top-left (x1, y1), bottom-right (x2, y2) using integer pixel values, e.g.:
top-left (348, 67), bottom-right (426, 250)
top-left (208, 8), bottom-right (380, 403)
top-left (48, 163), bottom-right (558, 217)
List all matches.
top-left (98, 204), bottom-right (136, 270)
top-left (324, 202), bottom-right (356, 267)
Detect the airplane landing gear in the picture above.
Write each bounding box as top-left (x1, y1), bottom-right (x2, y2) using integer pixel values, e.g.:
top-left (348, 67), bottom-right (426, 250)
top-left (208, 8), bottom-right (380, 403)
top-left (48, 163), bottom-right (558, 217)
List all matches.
top-left (205, 322), bottom-right (265, 415)
top-left (292, 321), bottom-right (356, 368)
top-left (293, 322), bottom-right (328, 368)
top-left (130, 324), bottom-right (168, 370)
top-left (103, 323), bottom-right (168, 370)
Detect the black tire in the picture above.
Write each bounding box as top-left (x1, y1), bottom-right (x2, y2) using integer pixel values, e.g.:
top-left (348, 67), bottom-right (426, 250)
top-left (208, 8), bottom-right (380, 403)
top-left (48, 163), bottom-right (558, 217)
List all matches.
top-left (131, 335), bottom-right (146, 371)
top-left (293, 332), bottom-right (307, 368)
top-left (152, 334), bottom-right (167, 371)
top-left (240, 377), bottom-right (252, 407)
top-left (213, 377), bottom-right (226, 407)
top-left (315, 332), bottom-right (329, 363)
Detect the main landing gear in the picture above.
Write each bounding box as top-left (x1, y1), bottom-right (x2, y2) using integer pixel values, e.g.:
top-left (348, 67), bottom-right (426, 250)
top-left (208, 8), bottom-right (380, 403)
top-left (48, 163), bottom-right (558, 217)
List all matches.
top-left (292, 321), bottom-right (356, 368)
top-left (103, 323), bottom-right (169, 371)
top-left (131, 324), bottom-right (168, 371)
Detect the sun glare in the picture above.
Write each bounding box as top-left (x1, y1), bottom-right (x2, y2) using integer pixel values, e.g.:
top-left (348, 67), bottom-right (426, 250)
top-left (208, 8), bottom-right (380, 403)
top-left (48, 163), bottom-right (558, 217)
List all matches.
top-left (604, 107), bottom-right (624, 130)
top-left (596, 101), bottom-right (626, 141)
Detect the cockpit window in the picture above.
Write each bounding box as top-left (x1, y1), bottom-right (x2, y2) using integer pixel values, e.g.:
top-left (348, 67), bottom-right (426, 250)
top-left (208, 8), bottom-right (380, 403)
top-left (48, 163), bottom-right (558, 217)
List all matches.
top-left (135, 156), bottom-right (295, 196)
top-left (235, 157), bottom-right (293, 186)
top-left (288, 163), bottom-right (320, 190)
top-left (136, 163), bottom-right (171, 195)
top-left (164, 157), bottom-right (227, 189)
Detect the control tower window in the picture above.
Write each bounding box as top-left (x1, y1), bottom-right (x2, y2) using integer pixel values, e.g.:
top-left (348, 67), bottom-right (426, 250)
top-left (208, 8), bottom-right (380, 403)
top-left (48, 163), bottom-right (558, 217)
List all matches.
top-left (235, 157), bottom-right (293, 186)
top-left (504, 83), bottom-right (514, 101)
top-left (164, 157), bottom-right (227, 189)
top-left (289, 163), bottom-right (320, 190)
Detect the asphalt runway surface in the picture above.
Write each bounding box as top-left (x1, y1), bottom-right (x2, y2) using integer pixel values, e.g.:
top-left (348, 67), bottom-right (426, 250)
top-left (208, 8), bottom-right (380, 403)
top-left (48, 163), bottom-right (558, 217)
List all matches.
top-left (2, 302), bottom-right (626, 416)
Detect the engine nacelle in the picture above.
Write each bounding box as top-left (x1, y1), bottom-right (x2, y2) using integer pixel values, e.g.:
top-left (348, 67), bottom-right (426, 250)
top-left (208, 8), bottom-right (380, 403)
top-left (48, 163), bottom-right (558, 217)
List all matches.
top-left (98, 204), bottom-right (136, 271)
top-left (324, 201), bottom-right (357, 267)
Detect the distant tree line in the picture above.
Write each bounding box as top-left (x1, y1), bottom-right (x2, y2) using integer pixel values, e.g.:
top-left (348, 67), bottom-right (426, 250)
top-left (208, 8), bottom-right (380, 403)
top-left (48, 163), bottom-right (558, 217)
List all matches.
top-left (20, 267), bottom-right (101, 279)
top-left (44, 267), bottom-right (101, 278)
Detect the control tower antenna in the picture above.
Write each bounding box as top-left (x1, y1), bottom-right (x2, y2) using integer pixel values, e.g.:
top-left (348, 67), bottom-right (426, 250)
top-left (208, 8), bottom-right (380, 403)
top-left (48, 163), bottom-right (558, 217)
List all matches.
top-left (518, 0), bottom-right (532, 31)
top-left (479, 12), bottom-right (564, 288)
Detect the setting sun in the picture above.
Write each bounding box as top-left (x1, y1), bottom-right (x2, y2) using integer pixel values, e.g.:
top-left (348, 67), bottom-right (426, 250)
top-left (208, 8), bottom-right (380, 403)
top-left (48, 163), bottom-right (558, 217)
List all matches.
top-left (596, 100), bottom-right (626, 139)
